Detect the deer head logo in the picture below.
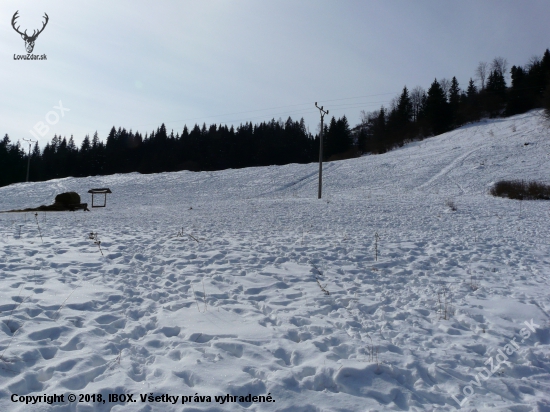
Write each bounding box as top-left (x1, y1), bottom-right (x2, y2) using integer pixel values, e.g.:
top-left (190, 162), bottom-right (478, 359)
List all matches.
top-left (11, 11), bottom-right (49, 54)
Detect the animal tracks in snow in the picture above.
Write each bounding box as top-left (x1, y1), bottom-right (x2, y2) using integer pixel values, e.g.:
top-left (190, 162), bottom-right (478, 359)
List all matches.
top-left (0, 111), bottom-right (549, 410)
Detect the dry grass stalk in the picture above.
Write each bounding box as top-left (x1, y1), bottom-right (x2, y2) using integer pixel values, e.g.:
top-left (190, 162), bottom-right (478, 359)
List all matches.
top-left (88, 232), bottom-right (104, 255)
top-left (54, 283), bottom-right (81, 321)
top-left (202, 280), bottom-right (208, 312)
top-left (34, 213), bottom-right (43, 243)
top-left (191, 284), bottom-right (201, 312)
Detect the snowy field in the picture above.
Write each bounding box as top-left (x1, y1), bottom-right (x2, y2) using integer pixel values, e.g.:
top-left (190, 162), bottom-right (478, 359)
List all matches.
top-left (1, 111), bottom-right (550, 411)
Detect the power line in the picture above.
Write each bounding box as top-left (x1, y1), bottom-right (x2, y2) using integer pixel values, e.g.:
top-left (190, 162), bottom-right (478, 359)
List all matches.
top-left (127, 92), bottom-right (399, 130)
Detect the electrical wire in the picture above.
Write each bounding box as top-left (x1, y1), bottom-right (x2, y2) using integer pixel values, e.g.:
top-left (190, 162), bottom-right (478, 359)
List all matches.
top-left (127, 92), bottom-right (399, 131)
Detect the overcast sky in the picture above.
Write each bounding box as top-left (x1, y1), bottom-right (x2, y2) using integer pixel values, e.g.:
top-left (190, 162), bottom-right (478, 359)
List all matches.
top-left (1, 0), bottom-right (549, 148)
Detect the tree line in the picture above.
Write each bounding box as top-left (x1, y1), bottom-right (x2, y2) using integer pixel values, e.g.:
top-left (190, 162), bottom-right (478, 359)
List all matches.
top-left (359, 50), bottom-right (550, 154)
top-left (1, 49), bottom-right (549, 188)
top-left (0, 117), bottom-right (353, 187)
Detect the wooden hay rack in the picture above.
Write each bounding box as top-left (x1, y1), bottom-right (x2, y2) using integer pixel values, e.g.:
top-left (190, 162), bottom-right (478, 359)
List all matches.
top-left (88, 188), bottom-right (112, 208)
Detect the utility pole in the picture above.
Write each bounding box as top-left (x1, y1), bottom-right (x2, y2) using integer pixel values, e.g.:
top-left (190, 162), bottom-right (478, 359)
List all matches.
top-left (315, 102), bottom-right (329, 199)
top-left (22, 138), bottom-right (36, 183)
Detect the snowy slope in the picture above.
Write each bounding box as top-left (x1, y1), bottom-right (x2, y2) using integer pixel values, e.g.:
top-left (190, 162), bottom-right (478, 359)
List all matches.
top-left (0, 110), bottom-right (550, 411)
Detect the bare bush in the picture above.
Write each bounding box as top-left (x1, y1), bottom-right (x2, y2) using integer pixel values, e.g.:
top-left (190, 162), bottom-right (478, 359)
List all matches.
top-left (491, 57), bottom-right (508, 77)
top-left (490, 180), bottom-right (550, 200)
top-left (476, 61), bottom-right (488, 90)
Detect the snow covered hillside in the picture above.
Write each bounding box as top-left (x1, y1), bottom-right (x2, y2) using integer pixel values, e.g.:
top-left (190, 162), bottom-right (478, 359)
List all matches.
top-left (1, 110), bottom-right (550, 411)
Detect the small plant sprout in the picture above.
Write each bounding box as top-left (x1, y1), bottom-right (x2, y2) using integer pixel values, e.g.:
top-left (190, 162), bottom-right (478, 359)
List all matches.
top-left (366, 334), bottom-right (379, 365)
top-left (446, 199), bottom-right (457, 212)
top-left (437, 285), bottom-right (454, 320)
top-left (367, 334), bottom-right (374, 362)
top-left (34, 213), bottom-right (43, 243)
top-left (191, 284), bottom-right (201, 312)
top-left (468, 268), bottom-right (480, 291)
top-left (88, 232), bottom-right (104, 255)
top-left (176, 227), bottom-right (199, 242)
top-left (202, 280), bottom-right (208, 312)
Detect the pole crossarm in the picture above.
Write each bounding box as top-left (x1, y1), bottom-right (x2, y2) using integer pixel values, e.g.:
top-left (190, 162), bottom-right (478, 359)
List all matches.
top-left (315, 102), bottom-right (329, 199)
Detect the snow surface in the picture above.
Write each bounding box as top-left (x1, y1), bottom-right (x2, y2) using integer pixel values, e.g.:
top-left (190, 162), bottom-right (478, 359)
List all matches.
top-left (1, 111), bottom-right (550, 411)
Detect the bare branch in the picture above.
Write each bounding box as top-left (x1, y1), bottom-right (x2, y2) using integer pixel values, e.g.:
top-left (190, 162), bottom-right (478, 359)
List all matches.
top-left (475, 62), bottom-right (488, 90)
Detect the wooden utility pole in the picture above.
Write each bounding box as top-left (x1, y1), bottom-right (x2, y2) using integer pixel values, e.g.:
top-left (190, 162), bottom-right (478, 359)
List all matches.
top-left (22, 138), bottom-right (36, 183)
top-left (315, 102), bottom-right (329, 199)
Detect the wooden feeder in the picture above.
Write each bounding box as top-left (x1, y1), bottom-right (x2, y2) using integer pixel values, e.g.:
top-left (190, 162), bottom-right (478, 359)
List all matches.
top-left (88, 188), bottom-right (112, 208)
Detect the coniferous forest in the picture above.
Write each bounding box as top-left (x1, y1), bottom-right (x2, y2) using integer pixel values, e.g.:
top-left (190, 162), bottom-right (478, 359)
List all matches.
top-left (1, 49), bottom-right (550, 188)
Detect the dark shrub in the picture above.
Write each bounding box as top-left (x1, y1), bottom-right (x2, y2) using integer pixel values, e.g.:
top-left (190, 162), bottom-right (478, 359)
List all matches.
top-left (490, 180), bottom-right (550, 200)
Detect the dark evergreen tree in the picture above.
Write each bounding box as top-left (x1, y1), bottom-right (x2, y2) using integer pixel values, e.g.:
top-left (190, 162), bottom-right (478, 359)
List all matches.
top-left (507, 65), bottom-right (531, 115)
top-left (466, 78), bottom-right (476, 96)
top-left (463, 78), bottom-right (480, 122)
top-left (424, 79), bottom-right (450, 135)
top-left (485, 69), bottom-right (507, 116)
top-left (449, 77), bottom-right (461, 126)
top-left (396, 86), bottom-right (413, 127)
top-left (324, 116), bottom-right (338, 160)
top-left (90, 131), bottom-right (105, 175)
top-left (78, 134), bottom-right (91, 177)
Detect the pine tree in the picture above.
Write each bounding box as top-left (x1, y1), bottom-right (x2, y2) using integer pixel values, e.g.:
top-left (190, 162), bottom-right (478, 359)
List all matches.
top-left (324, 116), bottom-right (338, 160)
top-left (32, 142), bottom-right (40, 158)
top-left (424, 79), bottom-right (450, 135)
top-left (81, 134), bottom-right (91, 152)
top-left (90, 131), bottom-right (104, 175)
top-left (395, 86), bottom-right (413, 133)
top-left (68, 136), bottom-right (76, 152)
top-left (486, 70), bottom-right (506, 94)
top-left (449, 77), bottom-right (461, 126)
top-left (463, 78), bottom-right (480, 122)
top-left (485, 69), bottom-right (507, 116)
top-left (78, 135), bottom-right (91, 177)
top-left (336, 115), bottom-right (352, 154)
top-left (507, 65), bottom-right (531, 115)
top-left (467, 78), bottom-right (477, 97)
top-left (92, 131), bottom-right (100, 148)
